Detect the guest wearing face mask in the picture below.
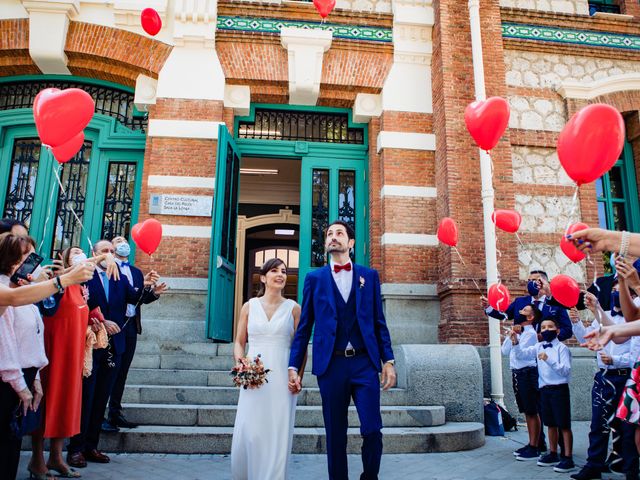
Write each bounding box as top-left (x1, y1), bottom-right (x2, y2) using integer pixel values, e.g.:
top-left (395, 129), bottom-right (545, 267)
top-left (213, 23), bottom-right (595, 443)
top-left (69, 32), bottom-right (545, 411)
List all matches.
top-left (102, 236), bottom-right (166, 432)
top-left (28, 245), bottom-right (118, 479)
top-left (67, 240), bottom-right (154, 468)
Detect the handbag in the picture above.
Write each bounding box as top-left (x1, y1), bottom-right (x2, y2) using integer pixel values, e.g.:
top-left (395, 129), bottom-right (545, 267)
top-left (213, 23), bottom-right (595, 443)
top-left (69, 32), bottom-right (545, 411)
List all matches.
top-left (9, 404), bottom-right (41, 439)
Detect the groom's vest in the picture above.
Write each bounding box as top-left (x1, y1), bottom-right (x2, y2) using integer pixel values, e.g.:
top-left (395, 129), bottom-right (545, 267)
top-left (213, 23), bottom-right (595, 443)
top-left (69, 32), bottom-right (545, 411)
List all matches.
top-left (331, 272), bottom-right (365, 351)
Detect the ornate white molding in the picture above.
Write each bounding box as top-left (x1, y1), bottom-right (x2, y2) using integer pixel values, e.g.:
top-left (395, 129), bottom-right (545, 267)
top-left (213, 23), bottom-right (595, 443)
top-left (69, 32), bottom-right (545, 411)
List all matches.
top-left (381, 233), bottom-right (438, 246)
top-left (353, 93), bottom-right (382, 123)
top-left (148, 120), bottom-right (225, 139)
top-left (376, 131), bottom-right (436, 152)
top-left (172, 0), bottom-right (216, 48)
top-left (281, 27), bottom-right (333, 106)
top-left (558, 73), bottom-right (640, 100)
top-left (224, 85), bottom-right (251, 117)
top-left (134, 74), bottom-right (158, 112)
top-left (380, 185), bottom-right (437, 198)
top-left (22, 0), bottom-right (79, 74)
top-left (148, 175), bottom-right (215, 189)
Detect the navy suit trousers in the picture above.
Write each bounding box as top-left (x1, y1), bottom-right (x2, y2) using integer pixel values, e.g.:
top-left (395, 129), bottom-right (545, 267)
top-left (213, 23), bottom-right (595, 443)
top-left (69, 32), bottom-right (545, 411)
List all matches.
top-left (317, 354), bottom-right (382, 480)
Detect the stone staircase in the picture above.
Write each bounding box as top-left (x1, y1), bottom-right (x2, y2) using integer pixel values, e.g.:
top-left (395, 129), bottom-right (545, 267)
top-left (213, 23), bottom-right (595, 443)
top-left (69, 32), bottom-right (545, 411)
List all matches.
top-left (96, 340), bottom-right (485, 454)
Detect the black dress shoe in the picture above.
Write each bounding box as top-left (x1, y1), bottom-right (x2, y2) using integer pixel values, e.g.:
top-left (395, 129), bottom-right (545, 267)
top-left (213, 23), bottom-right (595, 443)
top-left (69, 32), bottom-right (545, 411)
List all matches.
top-left (101, 419), bottom-right (120, 432)
top-left (83, 449), bottom-right (110, 464)
top-left (110, 413), bottom-right (138, 429)
top-left (66, 452), bottom-right (87, 469)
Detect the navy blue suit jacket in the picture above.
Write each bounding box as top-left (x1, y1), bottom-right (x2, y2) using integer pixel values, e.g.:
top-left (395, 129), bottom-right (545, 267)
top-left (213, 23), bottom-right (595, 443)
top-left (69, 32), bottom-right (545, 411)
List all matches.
top-left (487, 295), bottom-right (573, 341)
top-left (86, 268), bottom-right (144, 355)
top-left (288, 264), bottom-right (394, 377)
top-left (125, 264), bottom-right (158, 335)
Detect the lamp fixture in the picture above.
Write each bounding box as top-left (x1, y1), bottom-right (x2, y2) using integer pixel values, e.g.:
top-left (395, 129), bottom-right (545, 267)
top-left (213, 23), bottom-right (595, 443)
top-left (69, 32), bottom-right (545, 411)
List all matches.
top-left (240, 168), bottom-right (279, 175)
top-left (275, 229), bottom-right (295, 236)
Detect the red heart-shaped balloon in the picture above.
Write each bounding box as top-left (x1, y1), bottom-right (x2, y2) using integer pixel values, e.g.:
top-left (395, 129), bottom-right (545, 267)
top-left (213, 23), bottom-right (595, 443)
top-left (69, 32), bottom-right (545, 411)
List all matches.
top-left (557, 103), bottom-right (625, 186)
top-left (141, 8), bottom-right (162, 36)
top-left (491, 209), bottom-right (521, 234)
top-left (313, 0), bottom-right (336, 18)
top-left (464, 97), bottom-right (510, 152)
top-left (33, 88), bottom-right (94, 147)
top-left (131, 219), bottom-right (163, 255)
top-left (488, 283), bottom-right (511, 312)
top-left (550, 274), bottom-right (580, 308)
top-left (560, 222), bottom-right (589, 263)
top-left (437, 217), bottom-right (458, 247)
top-left (51, 131), bottom-right (85, 164)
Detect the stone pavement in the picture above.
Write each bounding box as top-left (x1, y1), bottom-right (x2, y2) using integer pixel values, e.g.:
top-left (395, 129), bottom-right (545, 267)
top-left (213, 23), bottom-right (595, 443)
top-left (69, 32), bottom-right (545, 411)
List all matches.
top-left (18, 421), bottom-right (626, 479)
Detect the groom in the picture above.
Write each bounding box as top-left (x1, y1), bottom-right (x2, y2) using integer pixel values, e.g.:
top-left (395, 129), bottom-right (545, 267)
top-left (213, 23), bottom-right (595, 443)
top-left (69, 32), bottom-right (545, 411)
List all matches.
top-left (288, 220), bottom-right (396, 480)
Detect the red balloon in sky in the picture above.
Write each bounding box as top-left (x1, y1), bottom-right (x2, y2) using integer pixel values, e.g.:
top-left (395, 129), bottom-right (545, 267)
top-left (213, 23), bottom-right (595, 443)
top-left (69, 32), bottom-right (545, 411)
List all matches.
top-left (141, 8), bottom-right (162, 36)
top-left (488, 283), bottom-right (511, 312)
top-left (437, 217), bottom-right (458, 247)
top-left (464, 97), bottom-right (510, 151)
top-left (131, 219), bottom-right (163, 255)
top-left (550, 274), bottom-right (580, 308)
top-left (492, 209), bottom-right (522, 234)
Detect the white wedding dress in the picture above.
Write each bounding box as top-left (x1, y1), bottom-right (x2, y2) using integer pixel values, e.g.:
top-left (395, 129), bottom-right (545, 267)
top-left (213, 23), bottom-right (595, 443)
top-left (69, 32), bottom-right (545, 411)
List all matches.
top-left (231, 297), bottom-right (298, 480)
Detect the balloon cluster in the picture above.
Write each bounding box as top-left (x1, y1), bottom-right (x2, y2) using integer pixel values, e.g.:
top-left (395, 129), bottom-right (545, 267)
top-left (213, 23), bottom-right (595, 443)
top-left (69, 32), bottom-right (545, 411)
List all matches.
top-left (437, 100), bottom-right (625, 310)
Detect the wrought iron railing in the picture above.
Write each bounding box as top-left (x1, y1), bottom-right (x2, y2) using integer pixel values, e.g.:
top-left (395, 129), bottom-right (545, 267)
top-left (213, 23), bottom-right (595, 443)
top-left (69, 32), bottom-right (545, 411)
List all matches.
top-left (238, 109), bottom-right (365, 144)
top-left (0, 80), bottom-right (147, 132)
top-left (588, 2), bottom-right (622, 15)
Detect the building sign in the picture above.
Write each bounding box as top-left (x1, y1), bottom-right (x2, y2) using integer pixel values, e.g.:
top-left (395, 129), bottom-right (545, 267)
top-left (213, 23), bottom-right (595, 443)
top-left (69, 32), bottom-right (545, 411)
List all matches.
top-left (149, 194), bottom-right (213, 217)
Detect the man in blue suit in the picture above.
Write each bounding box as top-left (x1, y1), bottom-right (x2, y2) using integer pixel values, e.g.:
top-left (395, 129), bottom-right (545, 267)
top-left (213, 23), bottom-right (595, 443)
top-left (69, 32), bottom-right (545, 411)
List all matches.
top-left (483, 270), bottom-right (573, 341)
top-left (288, 220), bottom-right (396, 480)
top-left (104, 236), bottom-right (166, 431)
top-left (67, 240), bottom-right (149, 468)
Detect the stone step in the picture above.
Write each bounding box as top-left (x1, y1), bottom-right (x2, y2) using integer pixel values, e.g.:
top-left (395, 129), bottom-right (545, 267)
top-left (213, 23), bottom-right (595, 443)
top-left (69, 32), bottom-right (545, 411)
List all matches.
top-left (96, 423), bottom-right (485, 454)
top-left (122, 404), bottom-right (446, 428)
top-left (123, 385), bottom-right (408, 406)
top-left (131, 354), bottom-right (313, 371)
top-left (127, 368), bottom-right (319, 387)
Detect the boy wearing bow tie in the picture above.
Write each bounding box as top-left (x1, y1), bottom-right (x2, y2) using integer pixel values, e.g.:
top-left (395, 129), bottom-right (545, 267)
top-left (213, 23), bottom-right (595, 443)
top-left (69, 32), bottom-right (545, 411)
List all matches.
top-left (513, 317), bottom-right (574, 473)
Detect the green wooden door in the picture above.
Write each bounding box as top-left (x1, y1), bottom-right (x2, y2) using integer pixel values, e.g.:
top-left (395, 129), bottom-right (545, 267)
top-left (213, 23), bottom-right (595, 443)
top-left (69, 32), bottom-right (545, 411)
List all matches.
top-left (206, 125), bottom-right (242, 341)
top-left (298, 156), bottom-right (368, 298)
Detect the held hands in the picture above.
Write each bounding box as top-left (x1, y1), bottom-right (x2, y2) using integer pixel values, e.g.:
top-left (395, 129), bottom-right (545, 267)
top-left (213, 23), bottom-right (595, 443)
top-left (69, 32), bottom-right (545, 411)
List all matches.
top-left (381, 362), bottom-right (397, 391)
top-left (17, 387), bottom-right (33, 417)
top-left (599, 352), bottom-right (614, 366)
top-left (144, 270), bottom-right (160, 287)
top-left (103, 320), bottom-right (121, 335)
top-left (288, 369), bottom-right (302, 394)
top-left (616, 257), bottom-right (640, 290)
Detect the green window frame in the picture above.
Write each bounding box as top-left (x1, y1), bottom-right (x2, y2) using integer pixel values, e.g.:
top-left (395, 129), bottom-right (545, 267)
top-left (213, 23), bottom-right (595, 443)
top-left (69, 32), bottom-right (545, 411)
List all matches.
top-left (595, 141), bottom-right (640, 233)
top-left (0, 76), bottom-right (147, 261)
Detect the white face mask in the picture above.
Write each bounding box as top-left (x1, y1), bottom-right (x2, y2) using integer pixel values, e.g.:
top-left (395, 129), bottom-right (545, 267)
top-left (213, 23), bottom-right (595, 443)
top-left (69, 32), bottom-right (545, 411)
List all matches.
top-left (71, 253), bottom-right (88, 266)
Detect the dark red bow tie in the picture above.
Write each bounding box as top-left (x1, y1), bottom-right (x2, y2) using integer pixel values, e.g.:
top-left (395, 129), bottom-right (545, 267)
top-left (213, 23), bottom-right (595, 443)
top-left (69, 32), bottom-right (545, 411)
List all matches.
top-left (333, 263), bottom-right (352, 273)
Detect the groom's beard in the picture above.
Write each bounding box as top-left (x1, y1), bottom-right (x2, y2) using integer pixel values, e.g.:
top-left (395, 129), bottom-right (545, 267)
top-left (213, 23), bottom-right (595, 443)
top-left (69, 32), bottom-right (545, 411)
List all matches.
top-left (326, 243), bottom-right (347, 254)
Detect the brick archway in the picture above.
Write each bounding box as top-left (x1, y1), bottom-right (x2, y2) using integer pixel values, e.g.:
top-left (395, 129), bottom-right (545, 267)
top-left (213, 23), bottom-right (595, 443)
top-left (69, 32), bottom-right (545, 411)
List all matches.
top-left (0, 19), bottom-right (172, 87)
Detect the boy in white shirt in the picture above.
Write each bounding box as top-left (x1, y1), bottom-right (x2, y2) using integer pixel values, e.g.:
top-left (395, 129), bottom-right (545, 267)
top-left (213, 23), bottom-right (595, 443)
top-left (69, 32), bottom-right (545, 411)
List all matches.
top-left (513, 317), bottom-right (574, 473)
top-left (502, 305), bottom-right (545, 460)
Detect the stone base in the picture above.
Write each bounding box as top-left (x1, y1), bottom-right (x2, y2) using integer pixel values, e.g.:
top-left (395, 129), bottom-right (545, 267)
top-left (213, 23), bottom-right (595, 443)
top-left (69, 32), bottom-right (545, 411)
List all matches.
top-left (382, 284), bottom-right (440, 344)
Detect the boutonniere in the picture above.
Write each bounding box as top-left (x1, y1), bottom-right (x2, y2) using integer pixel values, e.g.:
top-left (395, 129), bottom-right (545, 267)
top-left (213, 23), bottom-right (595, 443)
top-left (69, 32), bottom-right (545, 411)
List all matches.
top-left (359, 276), bottom-right (365, 289)
top-left (81, 285), bottom-right (90, 302)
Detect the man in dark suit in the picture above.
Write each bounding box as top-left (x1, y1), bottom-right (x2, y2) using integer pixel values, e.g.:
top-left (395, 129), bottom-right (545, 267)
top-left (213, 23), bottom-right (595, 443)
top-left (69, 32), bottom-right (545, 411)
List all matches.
top-left (288, 220), bottom-right (396, 480)
top-left (103, 236), bottom-right (167, 431)
top-left (67, 240), bottom-right (149, 468)
top-left (484, 270), bottom-right (573, 341)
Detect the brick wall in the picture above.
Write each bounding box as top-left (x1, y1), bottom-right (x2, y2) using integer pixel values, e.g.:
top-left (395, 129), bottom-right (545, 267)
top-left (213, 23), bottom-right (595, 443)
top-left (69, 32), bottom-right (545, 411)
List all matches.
top-left (0, 19), bottom-right (39, 76)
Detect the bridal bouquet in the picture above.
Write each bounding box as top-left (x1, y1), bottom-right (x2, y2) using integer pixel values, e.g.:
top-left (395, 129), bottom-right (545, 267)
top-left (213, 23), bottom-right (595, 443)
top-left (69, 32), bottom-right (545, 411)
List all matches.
top-left (230, 354), bottom-right (271, 389)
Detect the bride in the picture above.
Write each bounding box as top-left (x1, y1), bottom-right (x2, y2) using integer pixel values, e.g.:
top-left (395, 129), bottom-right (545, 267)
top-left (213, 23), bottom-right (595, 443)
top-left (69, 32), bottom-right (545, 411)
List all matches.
top-left (230, 258), bottom-right (304, 480)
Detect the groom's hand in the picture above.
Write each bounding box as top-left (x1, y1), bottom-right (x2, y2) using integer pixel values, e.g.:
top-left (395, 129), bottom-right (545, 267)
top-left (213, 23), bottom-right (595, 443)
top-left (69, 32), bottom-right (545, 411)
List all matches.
top-left (288, 369), bottom-right (301, 393)
top-left (380, 362), bottom-right (397, 391)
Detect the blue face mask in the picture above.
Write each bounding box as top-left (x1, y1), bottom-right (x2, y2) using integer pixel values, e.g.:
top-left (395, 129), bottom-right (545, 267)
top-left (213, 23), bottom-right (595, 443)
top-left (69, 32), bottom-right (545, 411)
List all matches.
top-left (115, 242), bottom-right (131, 258)
top-left (527, 280), bottom-right (540, 296)
top-left (540, 329), bottom-right (557, 343)
top-left (611, 291), bottom-right (621, 310)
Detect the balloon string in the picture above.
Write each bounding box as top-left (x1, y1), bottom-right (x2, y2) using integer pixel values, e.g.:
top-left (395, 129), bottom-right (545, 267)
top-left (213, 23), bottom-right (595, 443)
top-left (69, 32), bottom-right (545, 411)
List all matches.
top-left (515, 232), bottom-right (534, 268)
top-left (38, 162), bottom-right (61, 253)
top-left (52, 161), bottom-right (93, 251)
top-left (453, 246), bottom-right (484, 296)
top-left (564, 185), bottom-right (580, 233)
top-left (587, 252), bottom-right (601, 296)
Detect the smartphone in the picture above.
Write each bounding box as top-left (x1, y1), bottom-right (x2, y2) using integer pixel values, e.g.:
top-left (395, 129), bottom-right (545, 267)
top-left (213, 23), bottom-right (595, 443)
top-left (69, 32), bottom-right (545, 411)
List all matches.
top-left (10, 252), bottom-right (44, 285)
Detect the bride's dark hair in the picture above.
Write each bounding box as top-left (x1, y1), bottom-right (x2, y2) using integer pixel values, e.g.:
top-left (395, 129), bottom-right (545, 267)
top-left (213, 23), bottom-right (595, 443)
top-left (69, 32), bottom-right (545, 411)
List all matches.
top-left (256, 257), bottom-right (287, 297)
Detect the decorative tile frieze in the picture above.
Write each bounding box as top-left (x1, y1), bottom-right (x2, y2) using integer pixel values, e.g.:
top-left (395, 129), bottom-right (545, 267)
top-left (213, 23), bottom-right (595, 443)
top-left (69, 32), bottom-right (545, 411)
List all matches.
top-left (217, 16), bottom-right (392, 43)
top-left (503, 22), bottom-right (640, 52)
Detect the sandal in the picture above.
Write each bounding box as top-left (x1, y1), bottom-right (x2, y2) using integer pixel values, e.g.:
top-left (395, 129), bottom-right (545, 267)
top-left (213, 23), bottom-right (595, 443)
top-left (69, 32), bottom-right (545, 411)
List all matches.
top-left (46, 465), bottom-right (82, 478)
top-left (28, 468), bottom-right (55, 480)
